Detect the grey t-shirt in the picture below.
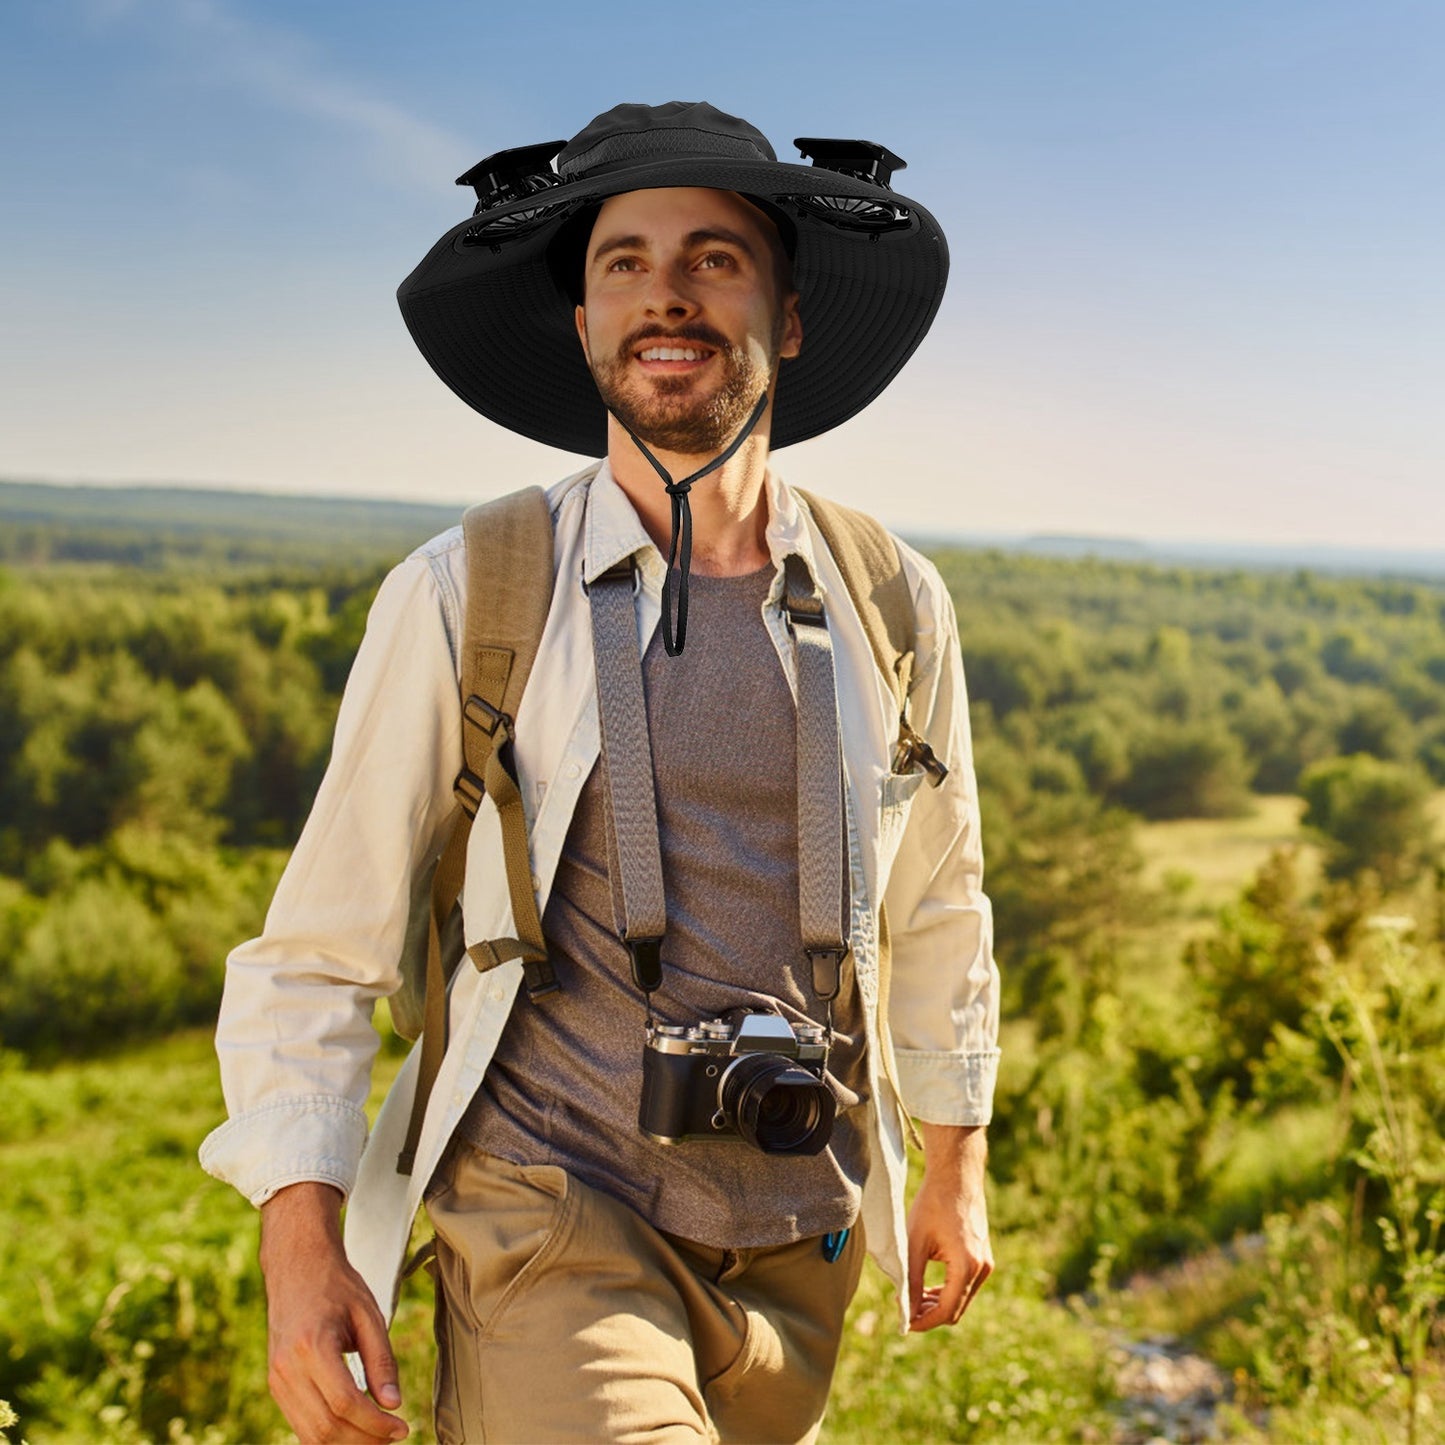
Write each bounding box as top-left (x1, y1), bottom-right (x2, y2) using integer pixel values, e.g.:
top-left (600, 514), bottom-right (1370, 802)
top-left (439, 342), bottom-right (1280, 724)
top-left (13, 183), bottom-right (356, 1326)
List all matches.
top-left (460, 563), bottom-right (869, 1247)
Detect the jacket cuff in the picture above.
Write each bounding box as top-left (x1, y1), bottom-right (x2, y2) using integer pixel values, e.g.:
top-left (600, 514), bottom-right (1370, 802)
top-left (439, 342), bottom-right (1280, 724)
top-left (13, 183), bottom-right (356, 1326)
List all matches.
top-left (895, 1048), bottom-right (1000, 1127)
top-left (199, 1095), bottom-right (370, 1208)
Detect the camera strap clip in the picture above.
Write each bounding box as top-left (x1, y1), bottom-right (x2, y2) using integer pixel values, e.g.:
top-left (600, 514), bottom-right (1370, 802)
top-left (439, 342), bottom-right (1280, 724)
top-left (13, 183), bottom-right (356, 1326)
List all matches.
top-left (808, 949), bottom-right (844, 1003)
top-left (629, 938), bottom-right (664, 994)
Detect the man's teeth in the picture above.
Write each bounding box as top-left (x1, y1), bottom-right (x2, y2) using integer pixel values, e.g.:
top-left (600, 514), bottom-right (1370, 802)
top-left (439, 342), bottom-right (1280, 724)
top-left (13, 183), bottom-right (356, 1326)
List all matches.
top-left (639, 347), bottom-right (709, 361)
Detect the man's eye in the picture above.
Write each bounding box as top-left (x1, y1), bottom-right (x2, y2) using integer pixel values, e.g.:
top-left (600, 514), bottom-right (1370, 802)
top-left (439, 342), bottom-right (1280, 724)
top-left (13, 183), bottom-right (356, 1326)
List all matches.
top-left (607, 257), bottom-right (642, 272)
top-left (698, 252), bottom-right (735, 269)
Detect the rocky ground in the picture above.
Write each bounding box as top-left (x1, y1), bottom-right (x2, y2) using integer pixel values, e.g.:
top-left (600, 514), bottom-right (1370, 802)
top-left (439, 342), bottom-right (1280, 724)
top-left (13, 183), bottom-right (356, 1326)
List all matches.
top-left (1109, 1333), bottom-right (1243, 1443)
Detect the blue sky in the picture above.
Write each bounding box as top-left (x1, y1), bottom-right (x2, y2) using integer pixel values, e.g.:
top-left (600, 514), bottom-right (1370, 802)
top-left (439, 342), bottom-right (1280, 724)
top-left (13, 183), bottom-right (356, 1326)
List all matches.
top-left (3, 0), bottom-right (1442, 546)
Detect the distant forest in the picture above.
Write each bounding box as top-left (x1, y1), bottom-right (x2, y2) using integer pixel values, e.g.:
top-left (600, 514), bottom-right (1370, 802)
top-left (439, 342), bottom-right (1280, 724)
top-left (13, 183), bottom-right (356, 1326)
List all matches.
top-left (0, 479), bottom-right (460, 571)
top-left (3, 479), bottom-right (1441, 1054)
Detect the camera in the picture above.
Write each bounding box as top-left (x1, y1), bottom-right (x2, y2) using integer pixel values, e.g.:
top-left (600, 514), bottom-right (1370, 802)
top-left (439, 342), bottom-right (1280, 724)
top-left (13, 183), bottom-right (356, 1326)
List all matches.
top-left (638, 1010), bottom-right (836, 1155)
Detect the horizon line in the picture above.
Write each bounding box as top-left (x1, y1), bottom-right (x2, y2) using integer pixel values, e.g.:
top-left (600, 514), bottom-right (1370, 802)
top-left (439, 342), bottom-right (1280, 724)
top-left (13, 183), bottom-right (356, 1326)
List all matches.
top-left (4, 471), bottom-right (1444, 568)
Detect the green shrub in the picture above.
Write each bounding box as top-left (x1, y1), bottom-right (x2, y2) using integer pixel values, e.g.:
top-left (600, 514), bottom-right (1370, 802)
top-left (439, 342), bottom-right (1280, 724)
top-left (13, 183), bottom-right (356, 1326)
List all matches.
top-left (1215, 1205), bottom-right (1397, 1413)
top-left (21, 1237), bottom-right (283, 1445)
top-left (990, 992), bottom-right (1225, 1290)
top-left (1, 876), bottom-right (186, 1049)
top-left (1189, 848), bottom-right (1327, 1100)
top-left (1117, 722), bottom-right (1252, 820)
top-left (1299, 754), bottom-right (1437, 887)
top-left (0, 832), bottom-right (283, 1057)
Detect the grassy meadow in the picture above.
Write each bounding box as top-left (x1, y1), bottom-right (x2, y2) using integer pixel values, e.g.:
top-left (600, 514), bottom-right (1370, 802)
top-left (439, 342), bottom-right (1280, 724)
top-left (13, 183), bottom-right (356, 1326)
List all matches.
top-left (3, 484), bottom-right (1444, 1442)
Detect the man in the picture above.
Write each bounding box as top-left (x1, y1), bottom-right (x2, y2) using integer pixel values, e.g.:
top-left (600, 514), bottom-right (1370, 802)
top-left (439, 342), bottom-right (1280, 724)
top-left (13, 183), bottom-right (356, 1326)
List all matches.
top-left (202, 101), bottom-right (999, 1443)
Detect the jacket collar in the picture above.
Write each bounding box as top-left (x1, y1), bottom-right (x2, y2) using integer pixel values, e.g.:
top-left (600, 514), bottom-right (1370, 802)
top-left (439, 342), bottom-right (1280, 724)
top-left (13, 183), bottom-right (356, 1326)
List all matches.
top-left (581, 457), bottom-right (830, 599)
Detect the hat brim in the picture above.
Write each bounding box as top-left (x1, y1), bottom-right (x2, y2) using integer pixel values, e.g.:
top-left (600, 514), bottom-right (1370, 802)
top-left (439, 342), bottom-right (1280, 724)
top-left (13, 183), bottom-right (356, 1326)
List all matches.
top-left (398, 154), bottom-right (948, 456)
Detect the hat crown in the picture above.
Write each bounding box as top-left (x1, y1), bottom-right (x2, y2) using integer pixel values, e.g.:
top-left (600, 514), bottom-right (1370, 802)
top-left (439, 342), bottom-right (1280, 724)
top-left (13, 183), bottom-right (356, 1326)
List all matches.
top-left (558, 101), bottom-right (778, 179)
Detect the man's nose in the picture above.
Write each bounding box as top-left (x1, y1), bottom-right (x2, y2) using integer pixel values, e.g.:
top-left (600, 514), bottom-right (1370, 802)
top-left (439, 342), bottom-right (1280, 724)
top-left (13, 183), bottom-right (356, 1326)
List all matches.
top-left (642, 261), bottom-right (700, 321)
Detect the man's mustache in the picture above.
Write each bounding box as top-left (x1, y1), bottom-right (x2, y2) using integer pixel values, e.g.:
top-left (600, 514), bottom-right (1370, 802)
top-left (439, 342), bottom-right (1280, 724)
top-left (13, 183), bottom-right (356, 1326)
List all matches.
top-left (617, 323), bottom-right (732, 361)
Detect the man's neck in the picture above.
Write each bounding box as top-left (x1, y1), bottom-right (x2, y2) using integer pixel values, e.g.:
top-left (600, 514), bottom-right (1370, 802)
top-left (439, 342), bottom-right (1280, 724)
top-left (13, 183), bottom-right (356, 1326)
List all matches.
top-left (605, 417), bottom-right (773, 577)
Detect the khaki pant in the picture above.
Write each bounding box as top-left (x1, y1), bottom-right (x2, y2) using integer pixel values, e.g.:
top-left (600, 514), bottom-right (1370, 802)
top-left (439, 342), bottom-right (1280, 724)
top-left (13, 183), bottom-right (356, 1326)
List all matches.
top-left (425, 1142), bottom-right (865, 1444)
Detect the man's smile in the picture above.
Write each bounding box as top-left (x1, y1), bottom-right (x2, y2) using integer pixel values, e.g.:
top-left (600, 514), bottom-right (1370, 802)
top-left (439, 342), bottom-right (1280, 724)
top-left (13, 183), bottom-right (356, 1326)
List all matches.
top-left (633, 344), bottom-right (717, 375)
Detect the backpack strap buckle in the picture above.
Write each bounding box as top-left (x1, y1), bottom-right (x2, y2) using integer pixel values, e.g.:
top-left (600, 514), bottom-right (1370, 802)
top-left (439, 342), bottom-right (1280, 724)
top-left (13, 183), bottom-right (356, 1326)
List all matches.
top-left (523, 958), bottom-right (561, 999)
top-left (454, 695), bottom-right (516, 817)
top-left (469, 937), bottom-right (559, 1000)
top-left (783, 592), bottom-right (826, 628)
top-left (463, 694), bottom-right (512, 740)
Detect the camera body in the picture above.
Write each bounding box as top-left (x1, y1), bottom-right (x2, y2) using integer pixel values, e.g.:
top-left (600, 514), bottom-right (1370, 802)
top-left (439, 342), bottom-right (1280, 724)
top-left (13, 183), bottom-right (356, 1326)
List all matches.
top-left (639, 1010), bottom-right (836, 1156)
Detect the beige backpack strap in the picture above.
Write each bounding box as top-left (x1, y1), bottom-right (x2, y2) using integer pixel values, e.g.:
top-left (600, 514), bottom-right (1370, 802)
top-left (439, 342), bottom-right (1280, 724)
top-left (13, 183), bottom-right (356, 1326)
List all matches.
top-left (794, 488), bottom-right (916, 711)
top-left (799, 488), bottom-right (949, 786)
top-left (796, 489), bottom-right (929, 1151)
top-left (397, 485), bottom-right (556, 1175)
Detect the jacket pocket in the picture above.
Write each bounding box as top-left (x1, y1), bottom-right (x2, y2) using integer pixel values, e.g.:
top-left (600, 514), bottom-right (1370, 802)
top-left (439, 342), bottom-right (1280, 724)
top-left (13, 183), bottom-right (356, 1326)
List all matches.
top-left (878, 769), bottom-right (926, 882)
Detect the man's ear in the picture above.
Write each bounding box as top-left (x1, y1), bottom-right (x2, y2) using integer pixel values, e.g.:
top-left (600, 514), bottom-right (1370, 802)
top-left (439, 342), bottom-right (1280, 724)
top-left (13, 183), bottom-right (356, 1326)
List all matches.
top-left (574, 304), bottom-right (590, 362)
top-left (779, 291), bottom-right (803, 361)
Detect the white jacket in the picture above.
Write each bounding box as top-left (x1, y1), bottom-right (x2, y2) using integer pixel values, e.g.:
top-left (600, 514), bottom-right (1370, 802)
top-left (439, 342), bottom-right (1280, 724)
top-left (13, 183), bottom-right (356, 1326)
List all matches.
top-left (200, 462), bottom-right (999, 1332)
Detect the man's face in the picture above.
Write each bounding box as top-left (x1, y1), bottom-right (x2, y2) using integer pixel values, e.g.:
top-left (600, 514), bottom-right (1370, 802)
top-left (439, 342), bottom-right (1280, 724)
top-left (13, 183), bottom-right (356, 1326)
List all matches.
top-left (574, 186), bottom-right (802, 455)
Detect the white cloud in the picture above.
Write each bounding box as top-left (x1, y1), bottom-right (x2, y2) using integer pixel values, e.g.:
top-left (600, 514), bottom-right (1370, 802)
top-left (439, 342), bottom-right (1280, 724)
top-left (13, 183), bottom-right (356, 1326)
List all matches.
top-left (77, 0), bottom-right (472, 192)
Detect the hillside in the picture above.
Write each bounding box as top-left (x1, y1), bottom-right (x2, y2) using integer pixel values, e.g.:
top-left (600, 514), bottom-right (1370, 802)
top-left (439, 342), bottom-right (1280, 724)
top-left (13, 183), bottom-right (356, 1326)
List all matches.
top-left (0, 478), bottom-right (462, 571)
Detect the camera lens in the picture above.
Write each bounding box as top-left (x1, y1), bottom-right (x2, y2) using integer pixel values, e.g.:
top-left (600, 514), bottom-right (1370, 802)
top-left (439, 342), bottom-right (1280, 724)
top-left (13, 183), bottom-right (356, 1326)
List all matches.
top-left (721, 1055), bottom-right (836, 1155)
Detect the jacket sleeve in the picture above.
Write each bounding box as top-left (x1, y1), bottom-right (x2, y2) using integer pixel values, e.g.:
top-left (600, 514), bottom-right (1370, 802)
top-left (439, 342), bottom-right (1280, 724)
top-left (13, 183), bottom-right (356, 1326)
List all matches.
top-left (881, 549), bottom-right (1000, 1128)
top-left (199, 550), bottom-right (461, 1206)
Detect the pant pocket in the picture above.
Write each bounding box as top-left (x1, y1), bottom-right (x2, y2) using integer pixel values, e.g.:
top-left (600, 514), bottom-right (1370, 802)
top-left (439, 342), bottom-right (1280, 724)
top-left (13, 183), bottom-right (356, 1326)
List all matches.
top-left (427, 1146), bottom-right (573, 1339)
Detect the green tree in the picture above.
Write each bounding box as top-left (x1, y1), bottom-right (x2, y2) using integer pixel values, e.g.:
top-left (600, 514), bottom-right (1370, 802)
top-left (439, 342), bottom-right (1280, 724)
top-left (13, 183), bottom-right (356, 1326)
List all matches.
top-left (1336, 687), bottom-right (1416, 762)
top-left (1116, 721), bottom-right (1251, 820)
top-left (1299, 754), bottom-right (1437, 888)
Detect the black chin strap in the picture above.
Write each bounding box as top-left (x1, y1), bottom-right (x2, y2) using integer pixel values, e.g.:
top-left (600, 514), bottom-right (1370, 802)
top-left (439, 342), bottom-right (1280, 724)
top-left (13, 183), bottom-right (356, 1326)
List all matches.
top-left (621, 390), bottom-right (771, 656)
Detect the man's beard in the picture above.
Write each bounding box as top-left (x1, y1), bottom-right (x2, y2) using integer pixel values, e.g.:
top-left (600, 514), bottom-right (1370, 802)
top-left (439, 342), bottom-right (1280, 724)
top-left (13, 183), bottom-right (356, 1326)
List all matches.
top-left (589, 322), bottom-right (776, 456)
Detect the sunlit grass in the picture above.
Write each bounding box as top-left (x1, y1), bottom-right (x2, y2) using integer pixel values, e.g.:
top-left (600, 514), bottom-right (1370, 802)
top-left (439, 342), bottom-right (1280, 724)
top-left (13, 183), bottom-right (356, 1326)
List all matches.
top-left (0, 1031), bottom-right (437, 1443)
top-left (823, 1253), bottom-right (1118, 1442)
top-left (1136, 795), bottom-right (1315, 912)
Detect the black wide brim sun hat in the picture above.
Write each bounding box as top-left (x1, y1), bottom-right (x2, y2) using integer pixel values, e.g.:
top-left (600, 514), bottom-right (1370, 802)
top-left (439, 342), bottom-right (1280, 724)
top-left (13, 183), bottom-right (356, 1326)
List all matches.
top-left (398, 100), bottom-right (949, 457)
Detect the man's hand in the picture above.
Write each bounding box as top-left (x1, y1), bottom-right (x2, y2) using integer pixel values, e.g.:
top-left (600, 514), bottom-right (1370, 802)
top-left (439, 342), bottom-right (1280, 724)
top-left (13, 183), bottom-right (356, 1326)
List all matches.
top-left (906, 1123), bottom-right (993, 1332)
top-left (259, 1182), bottom-right (409, 1443)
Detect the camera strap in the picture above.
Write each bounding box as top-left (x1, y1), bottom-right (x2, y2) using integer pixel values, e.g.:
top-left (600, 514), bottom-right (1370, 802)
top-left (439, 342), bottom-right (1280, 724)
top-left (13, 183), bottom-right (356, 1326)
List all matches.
top-left (780, 552), bottom-right (852, 1003)
top-left (587, 545), bottom-right (851, 1006)
top-left (588, 558), bottom-right (668, 995)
